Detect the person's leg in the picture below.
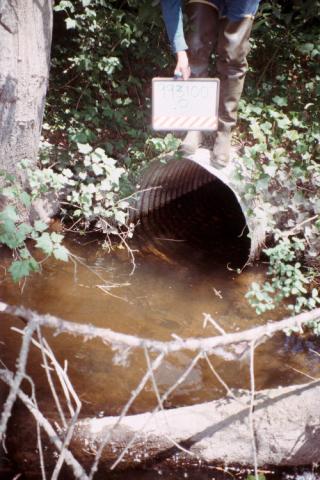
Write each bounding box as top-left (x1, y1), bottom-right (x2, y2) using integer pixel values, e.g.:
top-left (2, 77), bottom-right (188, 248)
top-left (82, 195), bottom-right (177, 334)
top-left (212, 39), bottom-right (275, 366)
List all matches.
top-left (211, 15), bottom-right (253, 167)
top-left (181, 2), bottom-right (220, 154)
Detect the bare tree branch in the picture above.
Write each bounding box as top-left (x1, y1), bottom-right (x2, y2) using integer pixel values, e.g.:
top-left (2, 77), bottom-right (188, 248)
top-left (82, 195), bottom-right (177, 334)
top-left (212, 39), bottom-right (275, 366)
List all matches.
top-left (249, 340), bottom-right (258, 480)
top-left (0, 368), bottom-right (89, 480)
top-left (88, 352), bottom-right (165, 479)
top-left (0, 322), bottom-right (36, 441)
top-left (1, 302), bottom-right (319, 356)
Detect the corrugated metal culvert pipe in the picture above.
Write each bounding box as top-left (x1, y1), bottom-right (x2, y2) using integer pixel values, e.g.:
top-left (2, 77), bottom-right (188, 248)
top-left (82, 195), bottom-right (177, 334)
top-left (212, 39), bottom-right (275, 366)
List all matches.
top-left (130, 149), bottom-right (267, 267)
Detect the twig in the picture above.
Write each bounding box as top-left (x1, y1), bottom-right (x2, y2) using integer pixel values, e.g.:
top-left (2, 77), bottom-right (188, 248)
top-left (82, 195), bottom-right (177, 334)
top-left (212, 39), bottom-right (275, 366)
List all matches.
top-left (256, 44), bottom-right (281, 88)
top-left (36, 327), bottom-right (68, 429)
top-left (88, 352), bottom-right (165, 479)
top-left (203, 352), bottom-right (247, 405)
top-left (203, 313), bottom-right (226, 335)
top-left (285, 364), bottom-right (317, 381)
top-left (0, 368), bottom-right (89, 480)
top-left (22, 373), bottom-right (47, 480)
top-left (110, 352), bottom-right (202, 470)
top-left (71, 254), bottom-right (131, 302)
top-left (310, 348), bottom-right (320, 357)
top-left (282, 214), bottom-right (319, 238)
top-left (0, 321), bottom-right (36, 441)
top-left (11, 327), bottom-right (83, 479)
top-left (249, 341), bottom-right (258, 480)
top-left (13, 327), bottom-right (77, 418)
top-left (143, 347), bottom-right (196, 458)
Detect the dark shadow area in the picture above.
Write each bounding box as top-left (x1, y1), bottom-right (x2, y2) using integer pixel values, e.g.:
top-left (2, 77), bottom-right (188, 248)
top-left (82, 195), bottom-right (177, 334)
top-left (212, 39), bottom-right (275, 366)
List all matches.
top-left (134, 178), bottom-right (250, 269)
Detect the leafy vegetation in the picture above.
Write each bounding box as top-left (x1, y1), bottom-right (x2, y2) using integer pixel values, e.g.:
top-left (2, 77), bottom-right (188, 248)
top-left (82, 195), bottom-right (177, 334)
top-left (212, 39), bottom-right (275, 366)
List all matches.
top-left (48, 0), bottom-right (171, 168)
top-left (0, 169), bottom-right (69, 283)
top-left (36, 141), bottom-right (130, 232)
top-left (234, 1), bottom-right (320, 316)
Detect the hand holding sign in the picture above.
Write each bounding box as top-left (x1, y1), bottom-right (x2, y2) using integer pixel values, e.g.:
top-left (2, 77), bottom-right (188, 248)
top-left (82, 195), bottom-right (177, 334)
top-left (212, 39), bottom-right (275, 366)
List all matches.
top-left (174, 51), bottom-right (191, 80)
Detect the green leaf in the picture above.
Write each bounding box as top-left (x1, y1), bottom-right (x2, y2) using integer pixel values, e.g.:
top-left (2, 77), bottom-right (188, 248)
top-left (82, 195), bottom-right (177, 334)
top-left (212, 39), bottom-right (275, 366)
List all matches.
top-left (298, 43), bottom-right (314, 55)
top-left (62, 168), bottom-right (74, 178)
top-left (17, 223), bottom-right (33, 242)
top-left (50, 232), bottom-right (64, 244)
top-left (20, 191), bottom-right (31, 207)
top-left (53, 245), bottom-right (69, 262)
top-left (256, 174), bottom-right (270, 191)
top-left (54, 0), bottom-right (74, 12)
top-left (247, 474), bottom-right (266, 480)
top-left (92, 163), bottom-right (103, 176)
top-left (65, 18), bottom-right (77, 30)
top-left (272, 96), bottom-right (288, 107)
top-left (77, 143), bottom-right (93, 154)
top-left (1, 205), bottom-right (19, 222)
top-left (36, 232), bottom-right (53, 255)
top-left (34, 220), bottom-right (48, 233)
top-left (9, 259), bottom-right (39, 283)
top-left (263, 164), bottom-right (277, 177)
top-left (285, 130), bottom-right (300, 142)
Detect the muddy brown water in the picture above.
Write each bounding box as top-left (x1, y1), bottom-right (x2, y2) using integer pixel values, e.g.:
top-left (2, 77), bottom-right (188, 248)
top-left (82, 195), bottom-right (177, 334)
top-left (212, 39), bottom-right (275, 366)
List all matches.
top-left (1, 236), bottom-right (320, 413)
top-left (1, 214), bottom-right (320, 478)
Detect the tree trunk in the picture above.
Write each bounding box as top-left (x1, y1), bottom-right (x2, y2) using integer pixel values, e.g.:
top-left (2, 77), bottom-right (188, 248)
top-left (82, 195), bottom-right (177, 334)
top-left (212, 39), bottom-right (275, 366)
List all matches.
top-left (0, 0), bottom-right (53, 185)
top-left (6, 381), bottom-right (320, 477)
top-left (71, 381), bottom-right (320, 470)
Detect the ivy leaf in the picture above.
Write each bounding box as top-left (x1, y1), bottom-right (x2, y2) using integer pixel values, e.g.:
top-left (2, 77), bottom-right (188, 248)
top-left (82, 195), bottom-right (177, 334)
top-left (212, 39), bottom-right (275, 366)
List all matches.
top-left (298, 43), bottom-right (314, 55)
top-left (263, 164), bottom-right (277, 177)
top-left (54, 0), bottom-right (75, 12)
top-left (62, 168), bottom-right (74, 178)
top-left (272, 96), bottom-right (288, 107)
top-left (91, 163), bottom-right (103, 176)
top-left (77, 143), bottom-right (92, 155)
top-left (285, 130), bottom-right (300, 142)
top-left (66, 18), bottom-right (77, 30)
top-left (256, 174), bottom-right (270, 192)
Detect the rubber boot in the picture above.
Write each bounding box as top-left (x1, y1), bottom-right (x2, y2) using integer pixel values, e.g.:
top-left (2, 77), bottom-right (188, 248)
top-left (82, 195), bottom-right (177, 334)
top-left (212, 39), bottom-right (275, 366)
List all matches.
top-left (180, 130), bottom-right (203, 155)
top-left (180, 3), bottom-right (219, 155)
top-left (211, 16), bottom-right (254, 169)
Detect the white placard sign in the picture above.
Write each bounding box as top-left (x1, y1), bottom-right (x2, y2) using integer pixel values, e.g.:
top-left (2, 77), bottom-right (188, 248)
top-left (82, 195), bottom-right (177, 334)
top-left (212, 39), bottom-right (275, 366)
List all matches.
top-left (152, 77), bottom-right (220, 131)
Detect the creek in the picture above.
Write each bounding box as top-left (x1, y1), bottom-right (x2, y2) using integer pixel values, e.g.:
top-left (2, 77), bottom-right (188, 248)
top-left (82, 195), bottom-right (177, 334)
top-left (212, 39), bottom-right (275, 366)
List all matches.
top-left (1, 206), bottom-right (320, 478)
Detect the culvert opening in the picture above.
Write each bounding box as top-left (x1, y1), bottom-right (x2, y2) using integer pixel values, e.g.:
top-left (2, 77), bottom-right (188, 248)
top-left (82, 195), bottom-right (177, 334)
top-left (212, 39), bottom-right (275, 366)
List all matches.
top-left (132, 158), bottom-right (254, 267)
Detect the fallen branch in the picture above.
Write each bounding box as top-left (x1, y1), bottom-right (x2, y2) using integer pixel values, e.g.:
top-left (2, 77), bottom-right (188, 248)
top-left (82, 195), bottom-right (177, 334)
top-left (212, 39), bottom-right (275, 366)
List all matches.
top-left (1, 302), bottom-right (319, 356)
top-left (71, 379), bottom-right (320, 469)
top-left (0, 322), bottom-right (36, 441)
top-left (0, 368), bottom-right (89, 480)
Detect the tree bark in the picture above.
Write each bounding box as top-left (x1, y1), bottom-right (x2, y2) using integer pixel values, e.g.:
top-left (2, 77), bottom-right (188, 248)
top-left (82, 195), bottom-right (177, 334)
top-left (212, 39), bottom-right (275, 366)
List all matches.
top-left (71, 381), bottom-right (320, 470)
top-left (6, 381), bottom-right (320, 477)
top-left (0, 0), bottom-right (53, 185)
